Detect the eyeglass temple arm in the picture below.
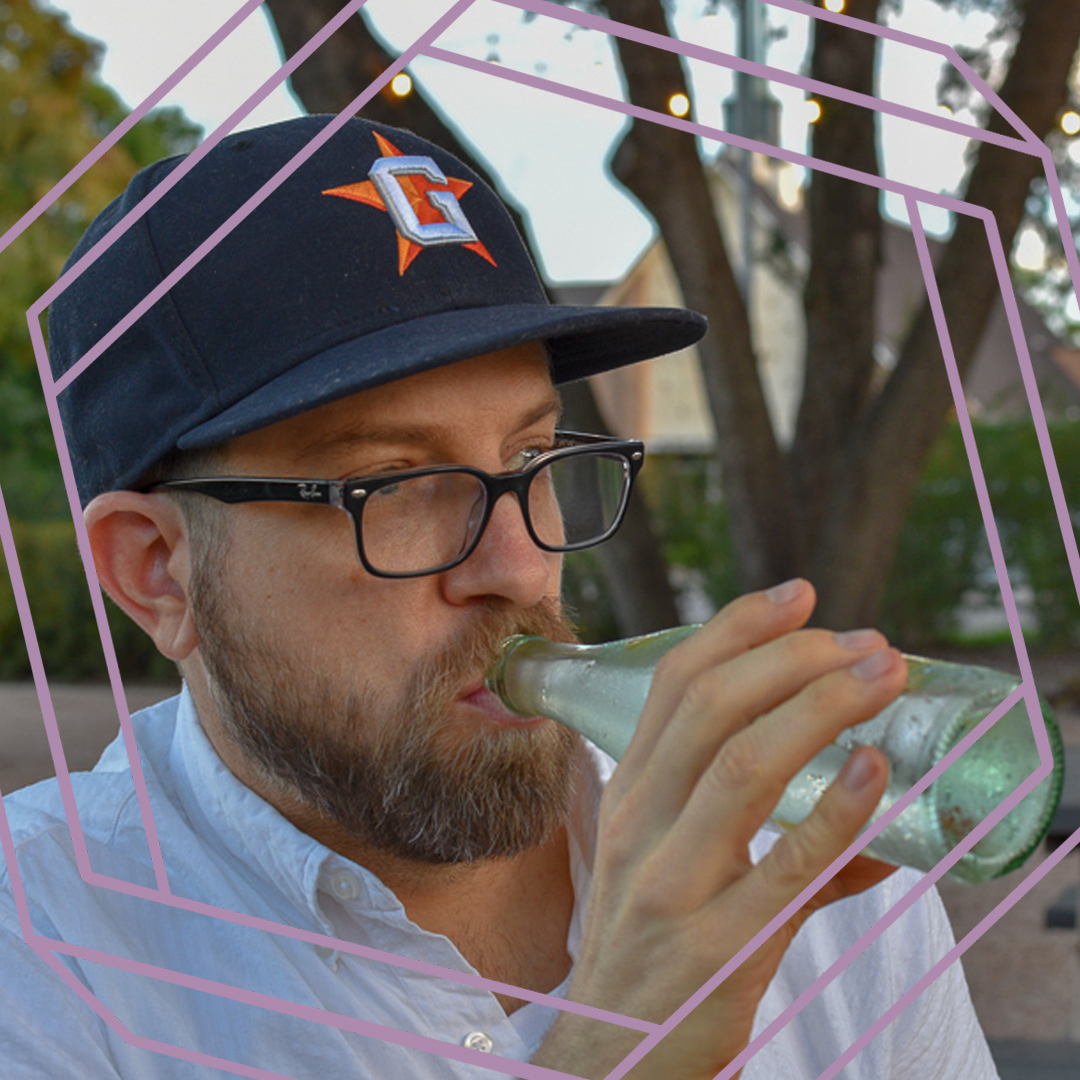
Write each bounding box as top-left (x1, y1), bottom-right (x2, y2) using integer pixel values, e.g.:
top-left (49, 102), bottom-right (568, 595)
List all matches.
top-left (147, 478), bottom-right (345, 507)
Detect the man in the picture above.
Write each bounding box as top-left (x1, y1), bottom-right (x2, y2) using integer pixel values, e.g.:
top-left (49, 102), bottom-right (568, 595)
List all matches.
top-left (0, 115), bottom-right (997, 1078)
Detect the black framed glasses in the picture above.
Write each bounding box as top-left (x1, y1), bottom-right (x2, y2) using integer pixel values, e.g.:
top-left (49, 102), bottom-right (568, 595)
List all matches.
top-left (145, 431), bottom-right (645, 578)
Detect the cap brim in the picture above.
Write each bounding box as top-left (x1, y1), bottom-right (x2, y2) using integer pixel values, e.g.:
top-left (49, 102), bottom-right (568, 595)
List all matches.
top-left (178, 302), bottom-right (707, 449)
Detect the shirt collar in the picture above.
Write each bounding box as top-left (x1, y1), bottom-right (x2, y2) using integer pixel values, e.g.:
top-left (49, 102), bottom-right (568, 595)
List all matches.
top-left (168, 685), bottom-right (335, 924)
top-left (166, 684), bottom-right (612, 941)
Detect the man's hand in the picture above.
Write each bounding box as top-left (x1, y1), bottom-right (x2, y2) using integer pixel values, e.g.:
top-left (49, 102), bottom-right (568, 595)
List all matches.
top-left (531, 579), bottom-right (906, 1079)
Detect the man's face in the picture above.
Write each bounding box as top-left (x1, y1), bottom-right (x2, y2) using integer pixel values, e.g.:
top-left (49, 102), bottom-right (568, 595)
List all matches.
top-left (186, 344), bottom-right (584, 863)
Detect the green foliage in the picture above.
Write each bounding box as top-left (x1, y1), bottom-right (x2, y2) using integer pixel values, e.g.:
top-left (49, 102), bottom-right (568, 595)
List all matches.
top-left (0, 518), bottom-right (176, 681)
top-left (0, 2), bottom-right (202, 680)
top-left (640, 420), bottom-right (1080, 653)
top-left (882, 419), bottom-right (1080, 649)
top-left (0, 0), bottom-right (202, 522)
top-left (642, 454), bottom-right (741, 611)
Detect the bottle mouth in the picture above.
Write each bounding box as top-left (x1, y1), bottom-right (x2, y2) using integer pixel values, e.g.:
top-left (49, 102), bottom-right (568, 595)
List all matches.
top-left (929, 694), bottom-right (1064, 883)
top-left (484, 635), bottom-right (543, 717)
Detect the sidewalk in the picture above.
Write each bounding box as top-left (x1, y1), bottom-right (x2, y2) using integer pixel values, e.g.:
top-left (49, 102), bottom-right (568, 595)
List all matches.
top-left (0, 680), bottom-right (178, 796)
top-left (989, 1039), bottom-right (1079, 1080)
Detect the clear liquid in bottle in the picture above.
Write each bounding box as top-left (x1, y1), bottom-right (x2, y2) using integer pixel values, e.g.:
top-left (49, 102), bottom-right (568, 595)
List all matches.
top-left (487, 628), bottom-right (1064, 884)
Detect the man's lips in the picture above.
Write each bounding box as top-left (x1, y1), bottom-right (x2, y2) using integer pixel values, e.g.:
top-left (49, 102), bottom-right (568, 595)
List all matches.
top-left (458, 684), bottom-right (545, 725)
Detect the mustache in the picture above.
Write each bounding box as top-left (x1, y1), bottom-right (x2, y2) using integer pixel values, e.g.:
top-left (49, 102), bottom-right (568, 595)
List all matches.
top-left (409, 597), bottom-right (578, 715)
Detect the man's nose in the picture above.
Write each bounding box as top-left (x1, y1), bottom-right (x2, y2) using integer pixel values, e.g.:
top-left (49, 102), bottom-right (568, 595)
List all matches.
top-left (439, 491), bottom-right (558, 608)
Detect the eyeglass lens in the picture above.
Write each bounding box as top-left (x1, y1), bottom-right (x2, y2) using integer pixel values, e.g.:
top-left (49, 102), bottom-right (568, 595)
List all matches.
top-left (360, 453), bottom-right (630, 575)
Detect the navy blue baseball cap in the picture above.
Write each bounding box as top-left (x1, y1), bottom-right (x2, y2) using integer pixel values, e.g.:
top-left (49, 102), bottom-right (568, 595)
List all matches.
top-left (49, 114), bottom-right (707, 505)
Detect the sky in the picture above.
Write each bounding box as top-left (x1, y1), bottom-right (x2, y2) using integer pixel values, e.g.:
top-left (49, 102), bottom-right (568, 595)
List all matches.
top-left (45, 0), bottom-right (1010, 283)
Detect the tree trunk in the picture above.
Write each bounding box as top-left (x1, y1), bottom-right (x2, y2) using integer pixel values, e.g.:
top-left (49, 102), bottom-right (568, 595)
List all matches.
top-left (605, 0), bottom-right (798, 591)
top-left (792, 0), bottom-right (883, 559)
top-left (810, 0), bottom-right (1080, 628)
top-left (261, 0), bottom-right (683, 633)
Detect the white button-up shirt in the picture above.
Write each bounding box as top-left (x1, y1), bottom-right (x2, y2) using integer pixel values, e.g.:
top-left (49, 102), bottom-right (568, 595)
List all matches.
top-left (0, 689), bottom-right (998, 1078)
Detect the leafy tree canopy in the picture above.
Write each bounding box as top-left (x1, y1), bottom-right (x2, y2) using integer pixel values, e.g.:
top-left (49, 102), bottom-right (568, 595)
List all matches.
top-left (0, 0), bottom-right (201, 519)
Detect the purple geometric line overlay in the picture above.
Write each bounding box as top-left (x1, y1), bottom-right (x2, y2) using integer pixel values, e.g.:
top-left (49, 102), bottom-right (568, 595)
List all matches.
top-left (0, 481), bottom-right (94, 876)
top-left (0, 0), bottom-right (1071, 1075)
top-left (801, 194), bottom-right (1063, 1080)
top-left (494, 0), bottom-right (1034, 156)
top-left (7, 356), bottom-right (172, 892)
top-left (424, 0), bottom-right (1062, 1037)
top-left (9, 0), bottom-right (642, 1057)
top-left (0, 738), bottom-right (645, 1032)
top-left (422, 6), bottom-right (1074, 1079)
top-left (33, 941), bottom-right (328, 1080)
top-left (38, 933), bottom-right (589, 1080)
top-left (23, 0), bottom-right (423, 864)
top-left (817, 832), bottom-right (1080, 1080)
top-left (0, 0), bottom-right (276, 900)
top-left (0, 0), bottom-right (267, 260)
top-left (817, 190), bottom-right (1080, 1076)
top-left (424, 42), bottom-right (1008, 219)
top-left (759, 0), bottom-right (1040, 147)
top-left (3, 0), bottom-right (677, 1074)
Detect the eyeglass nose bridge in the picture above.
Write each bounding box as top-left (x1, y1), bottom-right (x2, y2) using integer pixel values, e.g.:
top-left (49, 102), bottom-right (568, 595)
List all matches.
top-left (463, 469), bottom-right (548, 558)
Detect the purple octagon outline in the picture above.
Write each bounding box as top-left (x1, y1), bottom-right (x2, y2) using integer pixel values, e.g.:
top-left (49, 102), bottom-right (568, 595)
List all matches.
top-left (0, 1), bottom-right (1075, 1077)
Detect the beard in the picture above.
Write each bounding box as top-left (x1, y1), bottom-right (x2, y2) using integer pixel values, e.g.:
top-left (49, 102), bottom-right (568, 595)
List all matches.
top-left (189, 549), bottom-right (582, 865)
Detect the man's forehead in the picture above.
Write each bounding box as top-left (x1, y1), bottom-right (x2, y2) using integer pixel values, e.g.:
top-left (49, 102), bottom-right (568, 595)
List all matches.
top-left (224, 343), bottom-right (561, 467)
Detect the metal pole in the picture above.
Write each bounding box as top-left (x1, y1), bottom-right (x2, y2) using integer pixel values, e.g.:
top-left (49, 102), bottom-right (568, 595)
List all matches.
top-left (736, 0), bottom-right (756, 304)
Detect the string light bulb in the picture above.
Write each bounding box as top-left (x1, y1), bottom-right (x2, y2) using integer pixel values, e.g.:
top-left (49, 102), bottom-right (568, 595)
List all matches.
top-left (1062, 110), bottom-right (1080, 136)
top-left (668, 93), bottom-right (690, 118)
top-left (391, 73), bottom-right (413, 97)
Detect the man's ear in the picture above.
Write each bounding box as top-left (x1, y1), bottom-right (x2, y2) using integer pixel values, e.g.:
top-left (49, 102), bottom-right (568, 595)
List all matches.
top-left (84, 491), bottom-right (199, 662)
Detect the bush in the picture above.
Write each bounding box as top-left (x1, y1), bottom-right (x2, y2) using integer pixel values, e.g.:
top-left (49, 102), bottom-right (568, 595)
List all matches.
top-left (644, 420), bottom-right (1080, 651)
top-left (0, 517), bottom-right (176, 682)
top-left (884, 420), bottom-right (1080, 649)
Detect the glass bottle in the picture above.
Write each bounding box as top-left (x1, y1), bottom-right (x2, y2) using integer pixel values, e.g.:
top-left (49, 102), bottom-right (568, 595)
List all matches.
top-left (486, 627), bottom-right (1065, 884)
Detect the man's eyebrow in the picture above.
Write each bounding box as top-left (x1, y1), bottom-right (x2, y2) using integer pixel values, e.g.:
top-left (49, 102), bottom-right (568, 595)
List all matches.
top-left (293, 393), bottom-right (564, 467)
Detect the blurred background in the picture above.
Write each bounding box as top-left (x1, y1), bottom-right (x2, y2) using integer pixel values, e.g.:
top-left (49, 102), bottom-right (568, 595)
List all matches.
top-left (2, 1), bottom-right (1080, 1076)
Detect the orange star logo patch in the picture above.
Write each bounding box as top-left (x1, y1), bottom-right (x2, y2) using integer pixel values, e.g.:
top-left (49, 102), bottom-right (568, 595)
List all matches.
top-left (323, 132), bottom-right (497, 275)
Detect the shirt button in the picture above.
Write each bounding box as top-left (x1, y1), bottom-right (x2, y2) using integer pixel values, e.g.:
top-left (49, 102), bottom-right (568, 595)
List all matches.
top-left (329, 869), bottom-right (361, 901)
top-left (462, 1031), bottom-right (494, 1053)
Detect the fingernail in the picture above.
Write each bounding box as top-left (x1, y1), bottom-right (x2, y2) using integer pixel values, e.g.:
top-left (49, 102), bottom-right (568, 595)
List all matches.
top-left (766, 578), bottom-right (804, 605)
top-left (841, 749), bottom-right (879, 792)
top-left (834, 628), bottom-right (880, 650)
top-left (850, 648), bottom-right (895, 680)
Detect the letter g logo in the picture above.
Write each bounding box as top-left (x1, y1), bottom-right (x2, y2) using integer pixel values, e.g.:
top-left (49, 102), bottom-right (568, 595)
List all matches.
top-left (368, 155), bottom-right (479, 248)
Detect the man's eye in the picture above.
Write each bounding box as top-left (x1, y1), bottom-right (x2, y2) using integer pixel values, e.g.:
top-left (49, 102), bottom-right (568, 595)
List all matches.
top-left (507, 447), bottom-right (546, 472)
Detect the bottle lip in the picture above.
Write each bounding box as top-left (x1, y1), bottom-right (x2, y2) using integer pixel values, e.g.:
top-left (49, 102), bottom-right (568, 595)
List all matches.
top-left (931, 696), bottom-right (1065, 883)
top-left (996, 702), bottom-right (1065, 878)
top-left (484, 634), bottom-right (544, 710)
